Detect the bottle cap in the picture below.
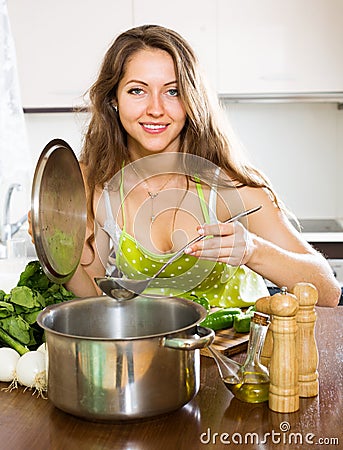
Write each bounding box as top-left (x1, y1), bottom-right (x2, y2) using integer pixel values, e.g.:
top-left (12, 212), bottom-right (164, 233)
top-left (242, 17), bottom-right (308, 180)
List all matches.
top-left (252, 312), bottom-right (270, 326)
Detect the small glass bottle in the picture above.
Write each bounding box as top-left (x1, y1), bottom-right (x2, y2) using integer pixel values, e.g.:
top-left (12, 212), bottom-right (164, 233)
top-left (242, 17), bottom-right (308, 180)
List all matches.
top-left (224, 312), bottom-right (270, 403)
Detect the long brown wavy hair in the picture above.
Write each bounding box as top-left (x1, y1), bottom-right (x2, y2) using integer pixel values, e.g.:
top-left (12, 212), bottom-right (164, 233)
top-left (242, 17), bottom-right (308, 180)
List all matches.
top-left (80, 24), bottom-right (282, 253)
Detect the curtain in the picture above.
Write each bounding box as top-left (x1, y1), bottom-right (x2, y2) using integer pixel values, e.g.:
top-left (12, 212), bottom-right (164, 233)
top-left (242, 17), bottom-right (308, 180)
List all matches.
top-left (0, 0), bottom-right (31, 231)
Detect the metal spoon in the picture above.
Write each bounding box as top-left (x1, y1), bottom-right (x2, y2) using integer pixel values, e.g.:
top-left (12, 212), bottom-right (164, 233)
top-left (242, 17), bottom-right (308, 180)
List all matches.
top-left (95, 205), bottom-right (262, 300)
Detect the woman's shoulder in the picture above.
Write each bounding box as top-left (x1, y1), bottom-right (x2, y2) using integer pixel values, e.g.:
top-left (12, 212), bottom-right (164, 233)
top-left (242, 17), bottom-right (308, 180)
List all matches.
top-left (237, 184), bottom-right (279, 209)
top-left (216, 182), bottom-right (280, 222)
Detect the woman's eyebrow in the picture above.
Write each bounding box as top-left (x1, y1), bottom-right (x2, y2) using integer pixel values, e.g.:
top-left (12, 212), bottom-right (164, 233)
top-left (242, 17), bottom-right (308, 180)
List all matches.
top-left (125, 79), bottom-right (178, 86)
top-left (125, 79), bottom-right (148, 86)
top-left (164, 80), bottom-right (178, 86)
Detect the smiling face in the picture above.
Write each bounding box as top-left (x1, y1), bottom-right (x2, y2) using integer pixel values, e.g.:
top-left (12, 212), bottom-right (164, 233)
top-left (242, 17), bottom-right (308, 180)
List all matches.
top-left (116, 48), bottom-right (187, 160)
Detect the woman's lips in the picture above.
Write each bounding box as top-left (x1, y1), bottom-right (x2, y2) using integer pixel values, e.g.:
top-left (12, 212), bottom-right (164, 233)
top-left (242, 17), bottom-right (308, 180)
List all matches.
top-left (140, 123), bottom-right (169, 133)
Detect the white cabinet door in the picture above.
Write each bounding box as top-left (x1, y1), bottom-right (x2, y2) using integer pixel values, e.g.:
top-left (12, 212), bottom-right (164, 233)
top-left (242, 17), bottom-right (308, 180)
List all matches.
top-left (133, 0), bottom-right (218, 91)
top-left (8, 0), bottom-right (132, 109)
top-left (218, 0), bottom-right (343, 95)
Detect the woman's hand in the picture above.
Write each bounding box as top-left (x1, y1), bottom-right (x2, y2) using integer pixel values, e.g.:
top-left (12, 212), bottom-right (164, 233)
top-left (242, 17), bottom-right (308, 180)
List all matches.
top-left (184, 221), bottom-right (254, 266)
top-left (27, 210), bottom-right (34, 243)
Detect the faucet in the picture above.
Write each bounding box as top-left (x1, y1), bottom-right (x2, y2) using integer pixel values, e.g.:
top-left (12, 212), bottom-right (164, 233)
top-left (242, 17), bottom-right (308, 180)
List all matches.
top-left (0, 183), bottom-right (28, 258)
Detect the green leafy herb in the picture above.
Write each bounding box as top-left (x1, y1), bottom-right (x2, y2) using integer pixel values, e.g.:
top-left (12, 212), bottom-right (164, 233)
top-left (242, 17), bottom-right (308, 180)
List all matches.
top-left (0, 260), bottom-right (75, 354)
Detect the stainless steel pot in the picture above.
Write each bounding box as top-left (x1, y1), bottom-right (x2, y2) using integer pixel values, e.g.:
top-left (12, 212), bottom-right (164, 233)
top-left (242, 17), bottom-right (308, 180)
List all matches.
top-left (37, 296), bottom-right (214, 422)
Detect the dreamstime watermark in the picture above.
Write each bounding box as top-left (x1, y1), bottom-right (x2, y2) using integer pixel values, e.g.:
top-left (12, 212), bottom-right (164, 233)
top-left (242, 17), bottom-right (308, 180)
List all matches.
top-left (199, 422), bottom-right (340, 446)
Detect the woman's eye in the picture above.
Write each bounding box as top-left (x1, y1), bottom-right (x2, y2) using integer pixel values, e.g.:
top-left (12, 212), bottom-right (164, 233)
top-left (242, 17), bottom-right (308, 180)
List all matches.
top-left (128, 88), bottom-right (144, 95)
top-left (167, 88), bottom-right (179, 97)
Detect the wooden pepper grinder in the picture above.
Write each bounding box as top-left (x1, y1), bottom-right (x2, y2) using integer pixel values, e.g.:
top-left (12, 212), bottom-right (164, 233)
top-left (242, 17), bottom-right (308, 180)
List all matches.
top-left (255, 296), bottom-right (273, 368)
top-left (292, 282), bottom-right (319, 397)
top-left (268, 287), bottom-right (299, 413)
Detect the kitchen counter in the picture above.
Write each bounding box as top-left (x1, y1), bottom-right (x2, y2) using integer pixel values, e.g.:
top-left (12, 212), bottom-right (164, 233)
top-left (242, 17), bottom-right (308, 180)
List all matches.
top-left (302, 232), bottom-right (343, 242)
top-left (0, 306), bottom-right (342, 450)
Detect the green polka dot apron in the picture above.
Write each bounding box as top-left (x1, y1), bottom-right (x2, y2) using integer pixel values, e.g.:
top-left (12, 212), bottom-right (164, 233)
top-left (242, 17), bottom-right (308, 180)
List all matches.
top-left (103, 170), bottom-right (269, 307)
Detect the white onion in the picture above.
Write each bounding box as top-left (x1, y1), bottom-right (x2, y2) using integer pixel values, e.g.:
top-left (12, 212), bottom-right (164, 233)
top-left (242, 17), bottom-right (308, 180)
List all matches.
top-left (16, 350), bottom-right (47, 395)
top-left (0, 347), bottom-right (20, 382)
top-left (36, 342), bottom-right (49, 381)
top-left (37, 343), bottom-right (46, 354)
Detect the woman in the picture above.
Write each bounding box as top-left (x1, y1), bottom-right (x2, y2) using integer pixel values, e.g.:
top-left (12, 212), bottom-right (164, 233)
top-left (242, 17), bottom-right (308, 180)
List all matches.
top-left (63, 24), bottom-right (339, 307)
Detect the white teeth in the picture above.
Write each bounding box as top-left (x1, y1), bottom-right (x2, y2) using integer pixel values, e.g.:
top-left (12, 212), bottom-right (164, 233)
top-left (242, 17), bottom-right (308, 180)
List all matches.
top-left (143, 124), bottom-right (166, 130)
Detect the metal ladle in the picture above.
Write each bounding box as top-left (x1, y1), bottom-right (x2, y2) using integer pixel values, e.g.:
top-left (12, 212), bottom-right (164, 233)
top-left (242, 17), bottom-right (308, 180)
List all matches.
top-left (95, 205), bottom-right (262, 300)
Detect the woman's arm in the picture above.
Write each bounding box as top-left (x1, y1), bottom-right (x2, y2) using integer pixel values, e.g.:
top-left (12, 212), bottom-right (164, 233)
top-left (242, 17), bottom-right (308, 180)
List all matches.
top-left (64, 216), bottom-right (112, 297)
top-left (64, 192), bottom-right (110, 298)
top-left (185, 186), bottom-right (341, 307)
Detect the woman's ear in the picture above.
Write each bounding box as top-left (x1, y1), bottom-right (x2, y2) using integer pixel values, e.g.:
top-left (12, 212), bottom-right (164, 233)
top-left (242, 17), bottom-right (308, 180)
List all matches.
top-left (110, 99), bottom-right (118, 112)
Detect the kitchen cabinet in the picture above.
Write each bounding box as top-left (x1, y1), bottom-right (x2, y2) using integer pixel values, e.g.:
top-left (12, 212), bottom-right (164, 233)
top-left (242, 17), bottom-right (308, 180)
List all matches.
top-left (217, 0), bottom-right (343, 96)
top-left (8, 0), bottom-right (343, 107)
top-left (7, 0), bottom-right (132, 109)
top-left (132, 0), bottom-right (218, 91)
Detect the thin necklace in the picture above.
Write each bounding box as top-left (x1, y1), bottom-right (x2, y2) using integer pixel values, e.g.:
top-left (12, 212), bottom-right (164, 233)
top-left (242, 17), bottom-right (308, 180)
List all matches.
top-left (130, 164), bottom-right (174, 223)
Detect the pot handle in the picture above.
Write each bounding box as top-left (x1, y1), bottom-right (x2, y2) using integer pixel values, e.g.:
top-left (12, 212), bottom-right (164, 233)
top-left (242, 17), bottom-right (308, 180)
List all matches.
top-left (161, 326), bottom-right (215, 351)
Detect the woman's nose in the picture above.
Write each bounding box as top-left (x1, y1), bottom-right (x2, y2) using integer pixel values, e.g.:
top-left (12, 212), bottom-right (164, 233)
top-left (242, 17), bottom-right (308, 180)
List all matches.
top-left (146, 93), bottom-right (164, 117)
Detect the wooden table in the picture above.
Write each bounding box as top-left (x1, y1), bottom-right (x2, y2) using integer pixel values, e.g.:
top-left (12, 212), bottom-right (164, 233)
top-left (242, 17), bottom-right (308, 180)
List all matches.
top-left (1, 307), bottom-right (342, 450)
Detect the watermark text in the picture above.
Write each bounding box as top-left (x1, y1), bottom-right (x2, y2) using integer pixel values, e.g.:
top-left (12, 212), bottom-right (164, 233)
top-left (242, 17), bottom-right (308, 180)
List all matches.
top-left (200, 422), bottom-right (340, 446)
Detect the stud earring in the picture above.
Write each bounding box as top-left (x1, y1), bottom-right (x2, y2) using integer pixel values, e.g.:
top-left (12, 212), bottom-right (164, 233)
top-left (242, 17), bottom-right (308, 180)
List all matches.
top-left (113, 104), bottom-right (118, 112)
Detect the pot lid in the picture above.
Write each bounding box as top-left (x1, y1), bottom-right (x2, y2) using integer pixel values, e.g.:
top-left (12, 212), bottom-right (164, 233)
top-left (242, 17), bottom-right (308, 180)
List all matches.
top-left (31, 139), bottom-right (87, 283)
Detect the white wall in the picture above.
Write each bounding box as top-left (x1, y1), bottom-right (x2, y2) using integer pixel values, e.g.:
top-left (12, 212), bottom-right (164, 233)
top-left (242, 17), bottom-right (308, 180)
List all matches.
top-left (23, 102), bottom-right (343, 221)
top-left (26, 112), bottom-right (88, 169)
top-left (224, 102), bottom-right (343, 219)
